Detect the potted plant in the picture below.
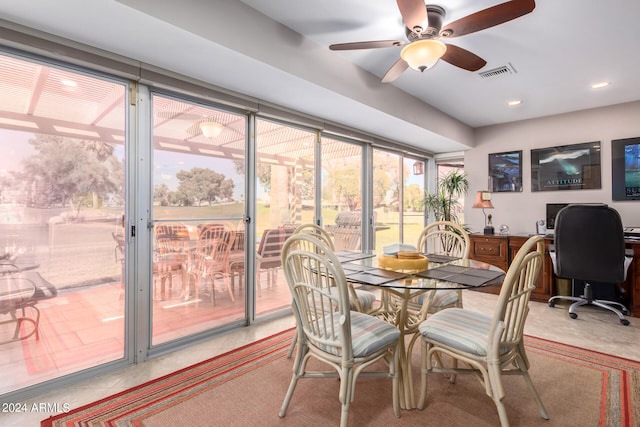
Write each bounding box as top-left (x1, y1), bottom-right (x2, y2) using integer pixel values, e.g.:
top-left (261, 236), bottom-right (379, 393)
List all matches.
top-left (421, 170), bottom-right (469, 224)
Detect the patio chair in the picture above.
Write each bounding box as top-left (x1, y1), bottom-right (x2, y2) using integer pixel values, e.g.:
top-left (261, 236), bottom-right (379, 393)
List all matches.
top-left (285, 224), bottom-right (378, 358)
top-left (255, 226), bottom-right (296, 295)
top-left (228, 229), bottom-right (245, 295)
top-left (410, 220), bottom-right (471, 329)
top-left (279, 234), bottom-right (400, 427)
top-left (378, 220), bottom-right (471, 389)
top-left (417, 235), bottom-right (549, 427)
top-left (0, 266), bottom-right (57, 344)
top-left (292, 223), bottom-right (334, 249)
top-left (185, 225), bottom-right (235, 305)
top-left (153, 224), bottom-right (190, 300)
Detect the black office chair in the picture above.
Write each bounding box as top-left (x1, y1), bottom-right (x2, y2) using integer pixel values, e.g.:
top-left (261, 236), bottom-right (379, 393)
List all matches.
top-left (548, 204), bottom-right (632, 325)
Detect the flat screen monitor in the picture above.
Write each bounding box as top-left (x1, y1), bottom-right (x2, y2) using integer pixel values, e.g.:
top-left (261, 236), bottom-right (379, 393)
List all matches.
top-left (611, 137), bottom-right (640, 201)
top-left (546, 203), bottom-right (569, 231)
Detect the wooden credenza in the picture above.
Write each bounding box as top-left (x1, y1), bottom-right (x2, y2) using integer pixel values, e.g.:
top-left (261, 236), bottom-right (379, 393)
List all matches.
top-left (468, 233), bottom-right (640, 317)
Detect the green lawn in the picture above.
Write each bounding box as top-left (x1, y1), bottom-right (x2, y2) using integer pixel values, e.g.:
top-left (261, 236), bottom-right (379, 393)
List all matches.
top-left (152, 202), bottom-right (425, 250)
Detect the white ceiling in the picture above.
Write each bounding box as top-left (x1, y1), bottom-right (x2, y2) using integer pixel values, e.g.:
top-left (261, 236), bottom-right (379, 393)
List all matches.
top-left (0, 0), bottom-right (639, 154)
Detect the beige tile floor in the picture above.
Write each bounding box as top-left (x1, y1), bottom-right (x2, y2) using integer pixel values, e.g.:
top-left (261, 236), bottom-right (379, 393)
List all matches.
top-left (3, 290), bottom-right (639, 427)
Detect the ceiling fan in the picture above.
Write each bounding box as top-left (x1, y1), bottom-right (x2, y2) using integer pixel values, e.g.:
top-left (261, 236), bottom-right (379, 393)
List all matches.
top-left (329, 0), bottom-right (535, 82)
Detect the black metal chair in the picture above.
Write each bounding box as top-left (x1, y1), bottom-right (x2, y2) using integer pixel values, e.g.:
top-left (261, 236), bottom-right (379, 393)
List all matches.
top-left (548, 204), bottom-right (633, 325)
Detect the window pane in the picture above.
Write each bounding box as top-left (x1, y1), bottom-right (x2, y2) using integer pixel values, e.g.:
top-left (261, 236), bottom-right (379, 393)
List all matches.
top-left (151, 95), bottom-right (247, 345)
top-left (0, 53), bottom-right (126, 394)
top-left (320, 136), bottom-right (363, 250)
top-left (403, 158), bottom-right (425, 246)
top-left (373, 150), bottom-right (401, 253)
top-left (255, 118), bottom-right (315, 317)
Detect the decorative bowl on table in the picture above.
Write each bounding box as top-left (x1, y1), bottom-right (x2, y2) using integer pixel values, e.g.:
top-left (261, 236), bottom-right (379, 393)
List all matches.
top-left (378, 251), bottom-right (429, 273)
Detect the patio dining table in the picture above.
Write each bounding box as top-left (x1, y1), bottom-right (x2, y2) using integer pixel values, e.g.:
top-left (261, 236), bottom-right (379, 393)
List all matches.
top-left (335, 250), bottom-right (506, 410)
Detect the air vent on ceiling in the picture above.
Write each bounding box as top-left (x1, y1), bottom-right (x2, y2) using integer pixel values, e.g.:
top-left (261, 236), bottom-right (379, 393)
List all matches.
top-left (478, 64), bottom-right (517, 79)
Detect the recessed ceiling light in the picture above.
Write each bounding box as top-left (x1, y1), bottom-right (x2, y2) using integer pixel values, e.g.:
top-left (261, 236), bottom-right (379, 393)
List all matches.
top-left (591, 82), bottom-right (609, 89)
top-left (507, 100), bottom-right (522, 106)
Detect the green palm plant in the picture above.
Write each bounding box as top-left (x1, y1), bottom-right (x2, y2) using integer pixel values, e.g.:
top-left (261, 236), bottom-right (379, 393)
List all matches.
top-left (421, 170), bottom-right (469, 224)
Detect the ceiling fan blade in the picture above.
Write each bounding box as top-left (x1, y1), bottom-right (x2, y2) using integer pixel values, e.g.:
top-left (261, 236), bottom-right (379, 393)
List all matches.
top-left (441, 0), bottom-right (535, 38)
top-left (329, 40), bottom-right (404, 51)
top-left (396, 0), bottom-right (429, 33)
top-left (441, 44), bottom-right (487, 71)
top-left (381, 58), bottom-right (409, 83)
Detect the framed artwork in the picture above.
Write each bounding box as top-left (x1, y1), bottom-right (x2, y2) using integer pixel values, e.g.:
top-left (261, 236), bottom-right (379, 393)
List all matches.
top-left (611, 136), bottom-right (640, 201)
top-left (531, 141), bottom-right (601, 192)
top-left (488, 150), bottom-right (522, 192)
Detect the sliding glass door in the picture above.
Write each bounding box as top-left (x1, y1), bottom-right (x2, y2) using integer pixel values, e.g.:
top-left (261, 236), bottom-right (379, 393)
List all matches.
top-left (320, 136), bottom-right (364, 250)
top-left (403, 158), bottom-right (426, 245)
top-left (254, 118), bottom-right (315, 317)
top-left (372, 149), bottom-right (401, 253)
top-left (0, 53), bottom-right (128, 394)
top-left (0, 48), bottom-right (435, 401)
top-left (149, 94), bottom-right (247, 345)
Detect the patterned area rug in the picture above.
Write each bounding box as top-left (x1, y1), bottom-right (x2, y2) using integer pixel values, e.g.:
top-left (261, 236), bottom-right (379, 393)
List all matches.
top-left (42, 329), bottom-right (639, 426)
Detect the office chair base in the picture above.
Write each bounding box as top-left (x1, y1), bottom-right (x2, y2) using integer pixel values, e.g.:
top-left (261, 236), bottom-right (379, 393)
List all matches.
top-left (548, 295), bottom-right (630, 326)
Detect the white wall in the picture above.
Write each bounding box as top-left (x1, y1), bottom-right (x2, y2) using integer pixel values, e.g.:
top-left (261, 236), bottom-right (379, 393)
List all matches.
top-left (464, 101), bottom-right (640, 235)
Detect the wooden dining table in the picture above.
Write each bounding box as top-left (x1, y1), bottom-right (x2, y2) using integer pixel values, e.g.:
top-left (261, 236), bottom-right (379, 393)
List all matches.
top-left (335, 250), bottom-right (506, 410)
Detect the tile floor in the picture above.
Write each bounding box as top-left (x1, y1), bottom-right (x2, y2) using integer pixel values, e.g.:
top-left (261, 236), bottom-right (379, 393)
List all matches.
top-left (2, 289), bottom-right (638, 427)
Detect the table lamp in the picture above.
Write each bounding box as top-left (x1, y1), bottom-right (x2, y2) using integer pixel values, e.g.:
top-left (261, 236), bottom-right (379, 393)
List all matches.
top-left (472, 191), bottom-right (495, 235)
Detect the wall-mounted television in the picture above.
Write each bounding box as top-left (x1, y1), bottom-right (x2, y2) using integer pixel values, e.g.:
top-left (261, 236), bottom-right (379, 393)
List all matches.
top-left (612, 136), bottom-right (640, 201)
top-left (531, 141), bottom-right (601, 192)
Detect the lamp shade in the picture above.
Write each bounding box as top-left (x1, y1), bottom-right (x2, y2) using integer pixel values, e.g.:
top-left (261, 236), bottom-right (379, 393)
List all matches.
top-left (472, 191), bottom-right (494, 209)
top-left (400, 40), bottom-right (447, 72)
top-left (199, 121), bottom-right (224, 139)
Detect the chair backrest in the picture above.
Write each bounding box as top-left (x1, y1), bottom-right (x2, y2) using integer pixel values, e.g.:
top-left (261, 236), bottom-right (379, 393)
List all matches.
top-left (489, 235), bottom-right (544, 353)
top-left (416, 221), bottom-right (470, 259)
top-left (197, 226), bottom-right (234, 265)
top-left (156, 223), bottom-right (190, 240)
top-left (282, 234), bottom-right (353, 360)
top-left (257, 227), bottom-right (296, 269)
top-left (293, 224), bottom-right (335, 250)
top-left (554, 204), bottom-right (626, 283)
top-left (155, 223), bottom-right (190, 254)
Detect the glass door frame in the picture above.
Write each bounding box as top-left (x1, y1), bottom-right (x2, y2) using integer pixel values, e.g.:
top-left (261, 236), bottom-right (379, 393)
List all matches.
top-left (136, 87), bottom-right (253, 359)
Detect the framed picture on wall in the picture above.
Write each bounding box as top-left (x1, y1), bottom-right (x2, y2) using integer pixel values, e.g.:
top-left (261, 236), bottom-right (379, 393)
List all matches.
top-left (488, 150), bottom-right (522, 192)
top-left (531, 141), bottom-right (601, 191)
top-left (611, 136), bottom-right (640, 201)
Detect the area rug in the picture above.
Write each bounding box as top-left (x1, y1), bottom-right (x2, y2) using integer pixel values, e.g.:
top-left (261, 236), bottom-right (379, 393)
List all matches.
top-left (42, 329), bottom-right (639, 427)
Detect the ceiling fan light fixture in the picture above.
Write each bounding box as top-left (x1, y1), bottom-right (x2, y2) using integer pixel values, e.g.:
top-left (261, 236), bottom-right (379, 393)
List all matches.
top-left (400, 39), bottom-right (447, 72)
top-left (199, 121), bottom-right (224, 139)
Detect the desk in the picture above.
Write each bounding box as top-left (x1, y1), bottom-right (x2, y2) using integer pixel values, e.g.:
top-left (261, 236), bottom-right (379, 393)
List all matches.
top-left (470, 234), bottom-right (640, 317)
top-left (341, 253), bottom-right (505, 409)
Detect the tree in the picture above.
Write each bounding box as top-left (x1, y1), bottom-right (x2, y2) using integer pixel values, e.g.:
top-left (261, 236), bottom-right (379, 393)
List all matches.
top-left (175, 167), bottom-right (234, 205)
top-left (404, 184), bottom-right (424, 212)
top-left (323, 167), bottom-right (360, 210)
top-left (154, 183), bottom-right (170, 206)
top-left (372, 168), bottom-right (391, 207)
top-left (19, 134), bottom-right (122, 212)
